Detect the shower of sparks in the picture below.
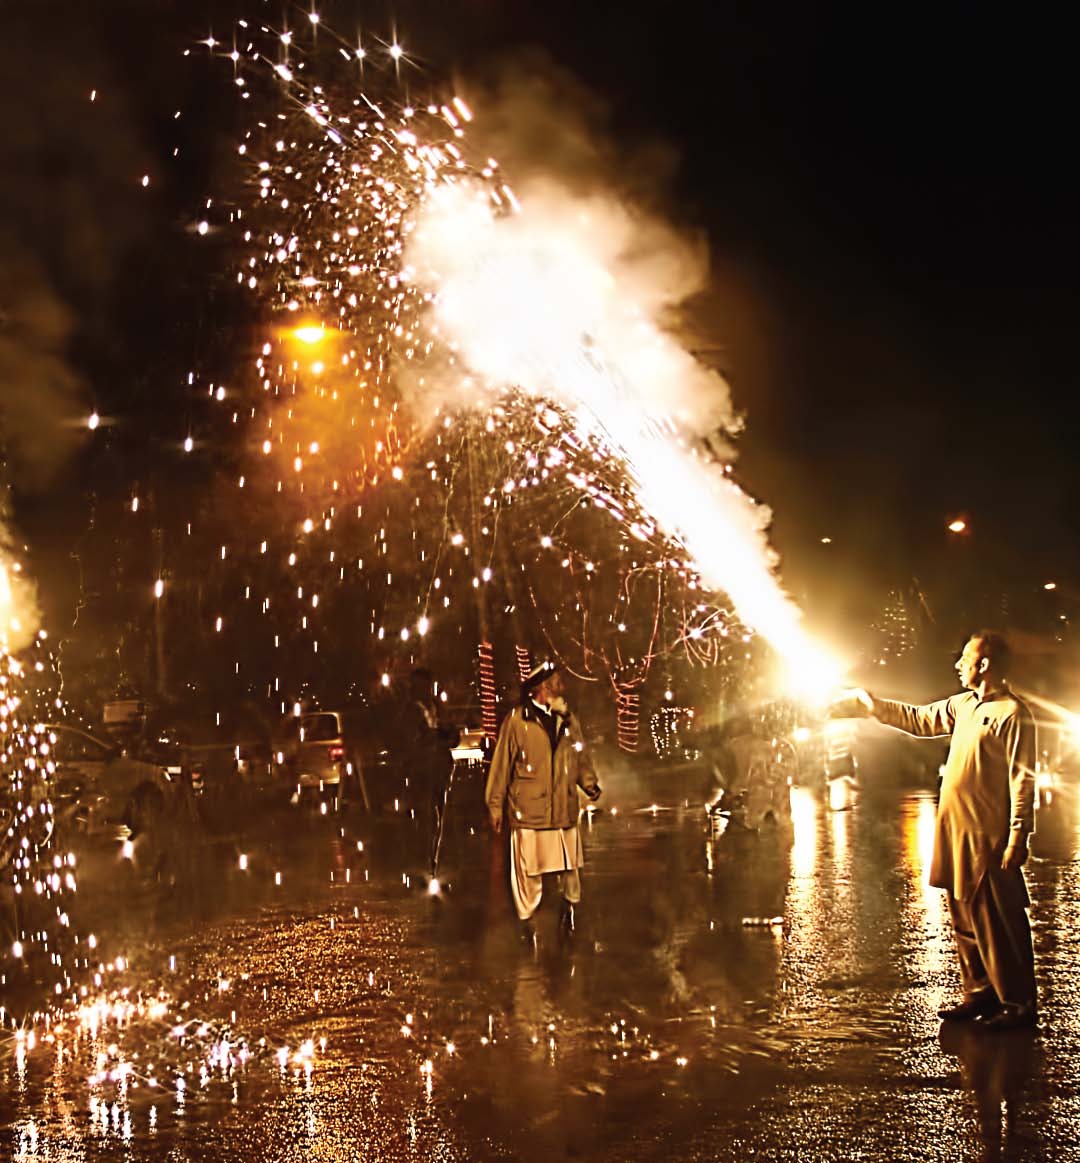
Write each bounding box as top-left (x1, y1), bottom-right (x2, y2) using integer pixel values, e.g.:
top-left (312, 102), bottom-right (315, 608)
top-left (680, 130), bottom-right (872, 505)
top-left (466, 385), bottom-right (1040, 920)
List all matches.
top-left (2, 538), bottom-right (321, 1111)
top-left (186, 12), bottom-right (840, 715)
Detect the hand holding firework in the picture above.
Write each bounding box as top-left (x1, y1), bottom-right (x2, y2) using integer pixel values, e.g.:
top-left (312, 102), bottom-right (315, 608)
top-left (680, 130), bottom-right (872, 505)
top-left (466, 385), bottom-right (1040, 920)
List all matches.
top-left (828, 688), bottom-right (875, 719)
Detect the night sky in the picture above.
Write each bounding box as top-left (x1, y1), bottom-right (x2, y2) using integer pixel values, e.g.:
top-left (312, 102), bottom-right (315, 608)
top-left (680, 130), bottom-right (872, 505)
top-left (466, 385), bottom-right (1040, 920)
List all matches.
top-left (5, 1), bottom-right (1078, 658)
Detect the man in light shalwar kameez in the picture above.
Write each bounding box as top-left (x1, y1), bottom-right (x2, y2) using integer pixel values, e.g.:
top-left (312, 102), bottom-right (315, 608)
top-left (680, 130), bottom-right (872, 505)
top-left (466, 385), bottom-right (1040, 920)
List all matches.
top-left (485, 662), bottom-right (601, 940)
top-left (834, 630), bottom-right (1037, 1030)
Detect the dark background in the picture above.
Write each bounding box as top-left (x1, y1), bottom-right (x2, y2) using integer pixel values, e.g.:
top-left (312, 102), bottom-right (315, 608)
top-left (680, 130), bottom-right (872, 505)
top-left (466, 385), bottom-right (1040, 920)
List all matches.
top-left (4, 1), bottom-right (1077, 701)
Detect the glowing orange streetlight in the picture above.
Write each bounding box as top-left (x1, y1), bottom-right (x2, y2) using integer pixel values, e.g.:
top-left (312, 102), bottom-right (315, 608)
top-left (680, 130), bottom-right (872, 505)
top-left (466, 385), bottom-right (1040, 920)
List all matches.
top-left (291, 323), bottom-right (328, 345)
top-left (946, 518), bottom-right (967, 534)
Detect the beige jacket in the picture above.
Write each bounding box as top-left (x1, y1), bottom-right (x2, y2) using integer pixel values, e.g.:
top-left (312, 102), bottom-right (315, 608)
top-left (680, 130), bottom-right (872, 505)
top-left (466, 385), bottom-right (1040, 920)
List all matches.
top-left (485, 703), bottom-right (599, 830)
top-left (874, 687), bottom-right (1036, 901)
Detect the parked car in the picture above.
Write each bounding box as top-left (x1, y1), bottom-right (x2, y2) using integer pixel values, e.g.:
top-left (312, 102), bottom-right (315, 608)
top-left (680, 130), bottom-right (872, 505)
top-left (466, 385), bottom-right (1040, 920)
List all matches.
top-left (273, 707), bottom-right (479, 814)
top-left (450, 727), bottom-right (487, 766)
top-left (272, 710), bottom-right (366, 807)
top-left (44, 723), bottom-right (188, 836)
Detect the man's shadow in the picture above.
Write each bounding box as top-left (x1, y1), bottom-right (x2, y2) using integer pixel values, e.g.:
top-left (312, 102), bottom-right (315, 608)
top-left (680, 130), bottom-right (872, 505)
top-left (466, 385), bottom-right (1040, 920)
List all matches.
top-left (938, 1021), bottom-right (1039, 1160)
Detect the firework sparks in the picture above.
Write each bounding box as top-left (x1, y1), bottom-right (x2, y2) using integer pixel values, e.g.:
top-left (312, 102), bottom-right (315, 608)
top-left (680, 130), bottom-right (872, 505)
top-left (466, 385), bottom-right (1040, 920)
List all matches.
top-left (407, 181), bottom-right (844, 695)
top-left (192, 15), bottom-right (840, 719)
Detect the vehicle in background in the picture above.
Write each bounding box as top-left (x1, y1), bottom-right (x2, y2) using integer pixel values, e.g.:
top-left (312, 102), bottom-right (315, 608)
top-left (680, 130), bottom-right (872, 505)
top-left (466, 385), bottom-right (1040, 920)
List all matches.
top-left (446, 726), bottom-right (490, 816)
top-left (450, 728), bottom-right (487, 766)
top-left (272, 707), bottom-right (482, 815)
top-left (235, 740), bottom-right (272, 783)
top-left (44, 723), bottom-right (188, 836)
top-left (1035, 758), bottom-right (1070, 811)
top-left (273, 710), bottom-right (366, 808)
top-left (101, 696), bottom-right (274, 800)
top-left (823, 719), bottom-right (858, 810)
top-left (822, 719), bottom-right (858, 781)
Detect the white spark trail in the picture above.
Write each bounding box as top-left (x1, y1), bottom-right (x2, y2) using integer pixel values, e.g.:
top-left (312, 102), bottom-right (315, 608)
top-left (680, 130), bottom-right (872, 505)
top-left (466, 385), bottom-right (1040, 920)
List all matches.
top-left (409, 181), bottom-right (841, 694)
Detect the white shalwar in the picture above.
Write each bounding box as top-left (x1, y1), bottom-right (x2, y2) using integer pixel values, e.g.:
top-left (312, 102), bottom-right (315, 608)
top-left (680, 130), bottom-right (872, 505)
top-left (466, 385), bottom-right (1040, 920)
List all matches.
top-left (510, 825), bottom-right (583, 921)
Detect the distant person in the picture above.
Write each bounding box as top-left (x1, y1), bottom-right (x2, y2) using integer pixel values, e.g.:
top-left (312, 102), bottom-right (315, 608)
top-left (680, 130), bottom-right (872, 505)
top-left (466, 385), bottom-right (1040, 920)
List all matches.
top-left (709, 716), bottom-right (792, 831)
top-left (485, 661), bottom-right (601, 940)
top-left (399, 668), bottom-right (455, 872)
top-left (833, 630), bottom-right (1037, 1030)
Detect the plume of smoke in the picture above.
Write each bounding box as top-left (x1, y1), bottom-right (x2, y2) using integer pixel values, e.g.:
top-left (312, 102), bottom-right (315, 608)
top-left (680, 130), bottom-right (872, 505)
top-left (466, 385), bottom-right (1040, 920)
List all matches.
top-left (2, 9), bottom-right (150, 648)
top-left (409, 177), bottom-right (741, 443)
top-left (406, 53), bottom-right (741, 443)
top-left (2, 9), bottom-right (150, 490)
top-left (0, 249), bottom-right (84, 490)
top-left (401, 60), bottom-right (839, 688)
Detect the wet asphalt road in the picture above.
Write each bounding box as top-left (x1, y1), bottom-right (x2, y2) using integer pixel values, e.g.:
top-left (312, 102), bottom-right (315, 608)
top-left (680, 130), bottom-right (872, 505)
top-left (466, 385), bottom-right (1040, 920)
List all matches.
top-left (4, 759), bottom-right (1080, 1162)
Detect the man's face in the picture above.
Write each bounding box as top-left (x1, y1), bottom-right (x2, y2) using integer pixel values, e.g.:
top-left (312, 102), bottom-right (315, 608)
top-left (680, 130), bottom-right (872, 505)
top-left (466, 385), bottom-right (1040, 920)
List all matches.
top-left (955, 637), bottom-right (987, 690)
top-left (538, 672), bottom-right (566, 704)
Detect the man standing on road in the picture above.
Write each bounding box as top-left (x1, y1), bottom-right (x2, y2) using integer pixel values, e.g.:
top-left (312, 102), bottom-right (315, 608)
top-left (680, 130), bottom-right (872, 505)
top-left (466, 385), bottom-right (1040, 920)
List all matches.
top-left (399, 668), bottom-right (455, 874)
top-left (486, 661), bottom-right (601, 940)
top-left (833, 630), bottom-right (1037, 1030)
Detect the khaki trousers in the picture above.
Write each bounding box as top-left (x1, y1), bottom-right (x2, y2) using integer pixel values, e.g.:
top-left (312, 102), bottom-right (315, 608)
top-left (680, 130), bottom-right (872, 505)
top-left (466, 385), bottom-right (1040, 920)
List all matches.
top-left (947, 867), bottom-right (1036, 1009)
top-left (510, 829), bottom-right (582, 921)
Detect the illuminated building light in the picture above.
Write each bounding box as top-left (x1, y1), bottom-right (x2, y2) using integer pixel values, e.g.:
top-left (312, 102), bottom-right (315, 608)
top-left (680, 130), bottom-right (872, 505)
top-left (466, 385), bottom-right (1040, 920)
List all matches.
top-left (616, 683), bottom-right (641, 754)
top-left (649, 706), bottom-right (695, 758)
top-left (477, 641), bottom-right (497, 736)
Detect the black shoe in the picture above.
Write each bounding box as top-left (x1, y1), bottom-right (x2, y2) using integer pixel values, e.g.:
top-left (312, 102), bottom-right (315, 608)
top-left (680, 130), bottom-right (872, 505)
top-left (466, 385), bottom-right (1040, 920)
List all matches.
top-left (938, 993), bottom-right (999, 1021)
top-left (974, 1004), bottom-right (1037, 1032)
top-left (519, 918), bottom-right (537, 946)
top-left (559, 902), bottom-right (576, 935)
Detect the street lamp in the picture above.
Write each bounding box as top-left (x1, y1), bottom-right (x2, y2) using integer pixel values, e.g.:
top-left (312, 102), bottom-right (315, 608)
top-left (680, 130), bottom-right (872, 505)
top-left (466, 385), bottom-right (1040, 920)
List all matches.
top-left (291, 323), bottom-right (328, 345)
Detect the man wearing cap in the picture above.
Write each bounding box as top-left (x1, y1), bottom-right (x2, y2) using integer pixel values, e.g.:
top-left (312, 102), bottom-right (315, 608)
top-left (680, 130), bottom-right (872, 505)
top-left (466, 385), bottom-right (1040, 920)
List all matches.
top-left (485, 661), bottom-right (602, 938)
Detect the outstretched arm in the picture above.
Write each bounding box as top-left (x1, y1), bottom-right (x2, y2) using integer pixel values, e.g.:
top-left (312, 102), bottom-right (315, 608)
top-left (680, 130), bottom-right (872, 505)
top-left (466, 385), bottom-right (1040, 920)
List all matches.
top-left (834, 688), bottom-right (956, 738)
top-left (871, 695), bottom-right (957, 738)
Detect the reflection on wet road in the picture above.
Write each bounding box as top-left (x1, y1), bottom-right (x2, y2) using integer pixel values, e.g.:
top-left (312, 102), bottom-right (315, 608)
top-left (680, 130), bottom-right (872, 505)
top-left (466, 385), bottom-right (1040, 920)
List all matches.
top-left (4, 776), bottom-right (1080, 1160)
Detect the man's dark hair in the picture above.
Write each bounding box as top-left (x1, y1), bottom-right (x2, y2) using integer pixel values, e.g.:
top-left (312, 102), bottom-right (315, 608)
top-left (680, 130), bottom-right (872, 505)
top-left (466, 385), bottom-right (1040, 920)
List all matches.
top-left (972, 629), bottom-right (1012, 676)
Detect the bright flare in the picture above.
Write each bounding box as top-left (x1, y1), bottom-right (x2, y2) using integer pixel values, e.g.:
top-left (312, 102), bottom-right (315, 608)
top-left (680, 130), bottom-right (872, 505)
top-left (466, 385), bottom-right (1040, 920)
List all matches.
top-left (291, 324), bottom-right (328, 345)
